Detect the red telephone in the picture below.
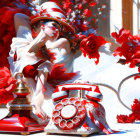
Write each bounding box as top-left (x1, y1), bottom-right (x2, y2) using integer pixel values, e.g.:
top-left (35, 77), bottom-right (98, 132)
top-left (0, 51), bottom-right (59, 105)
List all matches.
top-left (45, 83), bottom-right (115, 136)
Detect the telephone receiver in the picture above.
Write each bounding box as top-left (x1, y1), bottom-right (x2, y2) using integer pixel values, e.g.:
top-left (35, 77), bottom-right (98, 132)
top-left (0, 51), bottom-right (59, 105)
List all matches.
top-left (45, 83), bottom-right (116, 136)
top-left (52, 83), bottom-right (103, 103)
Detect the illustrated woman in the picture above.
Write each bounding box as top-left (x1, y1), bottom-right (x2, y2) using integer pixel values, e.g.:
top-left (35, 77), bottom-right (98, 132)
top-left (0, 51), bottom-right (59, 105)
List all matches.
top-left (8, 2), bottom-right (77, 120)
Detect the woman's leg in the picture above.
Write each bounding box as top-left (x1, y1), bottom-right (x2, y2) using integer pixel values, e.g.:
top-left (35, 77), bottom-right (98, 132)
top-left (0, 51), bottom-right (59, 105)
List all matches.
top-left (24, 77), bottom-right (36, 102)
top-left (34, 70), bottom-right (48, 119)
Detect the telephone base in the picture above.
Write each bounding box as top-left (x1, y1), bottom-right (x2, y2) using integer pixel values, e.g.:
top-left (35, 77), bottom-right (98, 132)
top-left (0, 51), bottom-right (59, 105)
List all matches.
top-left (0, 111), bottom-right (48, 134)
top-left (44, 117), bottom-right (100, 136)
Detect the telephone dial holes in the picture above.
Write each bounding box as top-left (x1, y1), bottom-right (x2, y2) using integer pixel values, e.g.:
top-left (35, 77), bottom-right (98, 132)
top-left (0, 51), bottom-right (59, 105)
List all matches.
top-left (67, 121), bottom-right (73, 129)
top-left (53, 98), bottom-right (87, 130)
top-left (54, 116), bottom-right (62, 124)
top-left (72, 116), bottom-right (80, 124)
top-left (78, 106), bottom-right (84, 111)
top-left (69, 98), bottom-right (76, 104)
top-left (59, 120), bottom-right (67, 128)
top-left (77, 110), bottom-right (86, 118)
top-left (75, 101), bottom-right (81, 106)
top-left (60, 105), bottom-right (77, 119)
top-left (53, 111), bottom-right (60, 117)
top-left (61, 98), bottom-right (69, 105)
top-left (55, 103), bottom-right (63, 111)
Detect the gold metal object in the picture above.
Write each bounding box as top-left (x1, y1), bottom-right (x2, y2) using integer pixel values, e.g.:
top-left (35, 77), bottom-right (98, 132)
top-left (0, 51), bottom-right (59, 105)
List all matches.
top-left (14, 73), bottom-right (30, 94)
top-left (9, 106), bottom-right (32, 111)
top-left (14, 81), bottom-right (30, 93)
top-left (46, 132), bottom-right (50, 135)
top-left (9, 73), bottom-right (32, 111)
top-left (82, 134), bottom-right (88, 137)
top-left (21, 132), bottom-right (30, 135)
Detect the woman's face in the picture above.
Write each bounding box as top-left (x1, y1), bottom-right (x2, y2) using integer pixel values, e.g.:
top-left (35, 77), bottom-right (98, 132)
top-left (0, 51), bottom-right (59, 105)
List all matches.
top-left (41, 20), bottom-right (61, 41)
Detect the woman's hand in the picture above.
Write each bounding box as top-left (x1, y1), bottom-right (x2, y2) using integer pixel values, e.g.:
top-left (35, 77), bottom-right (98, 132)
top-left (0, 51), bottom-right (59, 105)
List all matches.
top-left (27, 28), bottom-right (49, 52)
top-left (36, 28), bottom-right (49, 47)
top-left (29, 26), bottom-right (57, 53)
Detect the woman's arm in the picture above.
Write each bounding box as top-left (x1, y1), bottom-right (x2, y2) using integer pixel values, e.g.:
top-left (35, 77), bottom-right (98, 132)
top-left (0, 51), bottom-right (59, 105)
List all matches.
top-left (23, 28), bottom-right (50, 53)
top-left (13, 14), bottom-right (49, 54)
top-left (13, 14), bottom-right (70, 57)
top-left (14, 13), bottom-right (53, 53)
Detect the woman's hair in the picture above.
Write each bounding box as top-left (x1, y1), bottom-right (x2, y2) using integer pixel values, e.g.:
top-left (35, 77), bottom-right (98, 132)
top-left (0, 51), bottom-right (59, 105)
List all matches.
top-left (32, 20), bottom-right (42, 32)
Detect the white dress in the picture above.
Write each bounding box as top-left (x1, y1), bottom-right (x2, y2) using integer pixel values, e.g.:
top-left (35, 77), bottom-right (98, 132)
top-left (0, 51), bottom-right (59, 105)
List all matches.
top-left (8, 22), bottom-right (75, 74)
top-left (8, 26), bottom-right (53, 77)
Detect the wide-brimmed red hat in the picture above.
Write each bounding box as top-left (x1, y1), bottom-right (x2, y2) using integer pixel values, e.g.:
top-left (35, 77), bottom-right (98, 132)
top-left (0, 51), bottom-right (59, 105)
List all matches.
top-left (31, 2), bottom-right (75, 34)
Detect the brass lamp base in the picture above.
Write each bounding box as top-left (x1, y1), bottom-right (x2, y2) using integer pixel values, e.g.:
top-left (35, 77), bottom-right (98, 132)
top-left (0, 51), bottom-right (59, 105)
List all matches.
top-left (0, 73), bottom-right (49, 134)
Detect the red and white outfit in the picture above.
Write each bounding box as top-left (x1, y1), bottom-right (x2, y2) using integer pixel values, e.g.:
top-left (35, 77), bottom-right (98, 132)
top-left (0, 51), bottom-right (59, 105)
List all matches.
top-left (8, 2), bottom-right (76, 95)
top-left (8, 27), bottom-right (52, 77)
top-left (8, 25), bottom-right (75, 84)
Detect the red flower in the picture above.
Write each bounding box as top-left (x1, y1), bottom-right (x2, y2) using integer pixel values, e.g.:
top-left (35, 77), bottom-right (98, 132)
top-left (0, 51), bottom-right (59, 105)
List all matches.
top-left (117, 99), bottom-right (140, 123)
top-left (0, 67), bottom-right (16, 105)
top-left (114, 43), bottom-right (135, 63)
top-left (78, 4), bottom-right (83, 10)
top-left (112, 28), bottom-right (140, 73)
top-left (111, 28), bottom-right (131, 44)
top-left (83, 9), bottom-right (92, 17)
top-left (130, 46), bottom-right (140, 69)
top-left (89, 2), bottom-right (97, 7)
top-left (68, 8), bottom-right (72, 15)
top-left (117, 114), bottom-right (135, 123)
top-left (79, 23), bottom-right (89, 32)
top-left (74, 33), bottom-right (86, 40)
top-left (80, 33), bottom-right (107, 64)
top-left (131, 99), bottom-right (140, 121)
top-left (0, 1), bottom-right (31, 68)
top-left (63, 0), bottom-right (72, 9)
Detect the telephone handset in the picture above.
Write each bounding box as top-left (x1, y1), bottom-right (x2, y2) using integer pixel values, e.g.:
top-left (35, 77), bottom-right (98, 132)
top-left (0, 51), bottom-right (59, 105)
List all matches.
top-left (45, 83), bottom-right (115, 136)
top-left (52, 83), bottom-right (103, 102)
